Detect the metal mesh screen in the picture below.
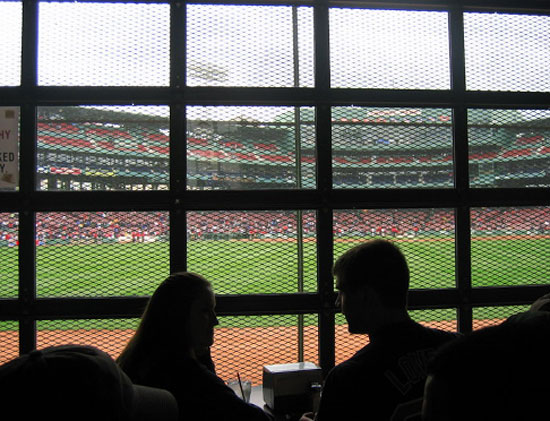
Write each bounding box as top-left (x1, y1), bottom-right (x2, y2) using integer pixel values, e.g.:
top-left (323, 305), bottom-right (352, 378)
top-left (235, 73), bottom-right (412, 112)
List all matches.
top-left (332, 107), bottom-right (453, 188)
top-left (469, 109), bottom-right (550, 188)
top-left (333, 209), bottom-right (456, 289)
top-left (0, 321), bottom-right (18, 364)
top-left (335, 309), bottom-right (456, 365)
top-left (187, 210), bottom-right (317, 294)
top-left (35, 211), bottom-right (169, 297)
top-left (0, 1), bottom-right (21, 87)
top-left (186, 5), bottom-right (314, 87)
top-left (0, 212), bottom-right (18, 298)
top-left (472, 305), bottom-right (529, 330)
top-left (38, 2), bottom-right (169, 86)
top-left (471, 206), bottom-right (550, 287)
top-left (213, 314), bottom-right (318, 385)
top-left (36, 318), bottom-right (139, 359)
top-left (37, 106), bottom-right (170, 191)
top-left (464, 12), bottom-right (550, 92)
top-left (187, 106), bottom-right (315, 190)
top-left (329, 8), bottom-right (450, 89)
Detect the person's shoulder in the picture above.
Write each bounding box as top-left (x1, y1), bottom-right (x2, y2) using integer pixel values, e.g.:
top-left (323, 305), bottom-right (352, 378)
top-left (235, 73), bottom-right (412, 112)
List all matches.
top-left (412, 322), bottom-right (460, 343)
top-left (327, 344), bottom-right (377, 379)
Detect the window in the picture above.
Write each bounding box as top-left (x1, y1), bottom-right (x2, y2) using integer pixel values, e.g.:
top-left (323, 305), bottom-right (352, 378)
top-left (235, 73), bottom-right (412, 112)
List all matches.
top-left (0, 0), bottom-right (548, 379)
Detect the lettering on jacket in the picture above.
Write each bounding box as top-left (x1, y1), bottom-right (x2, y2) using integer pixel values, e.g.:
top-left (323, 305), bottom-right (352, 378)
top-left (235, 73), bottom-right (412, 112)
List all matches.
top-left (384, 348), bottom-right (435, 395)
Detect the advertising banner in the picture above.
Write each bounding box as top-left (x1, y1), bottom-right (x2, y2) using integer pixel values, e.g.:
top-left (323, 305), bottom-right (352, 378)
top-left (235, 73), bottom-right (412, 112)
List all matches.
top-left (0, 107), bottom-right (19, 190)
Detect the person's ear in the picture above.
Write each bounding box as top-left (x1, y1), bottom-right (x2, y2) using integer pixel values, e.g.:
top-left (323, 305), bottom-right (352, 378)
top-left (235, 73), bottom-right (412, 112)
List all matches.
top-left (361, 285), bottom-right (384, 310)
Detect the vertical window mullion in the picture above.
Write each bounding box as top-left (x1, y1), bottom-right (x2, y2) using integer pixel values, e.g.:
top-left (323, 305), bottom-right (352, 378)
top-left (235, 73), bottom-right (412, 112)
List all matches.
top-left (314, 0), bottom-right (335, 375)
top-left (18, 0), bottom-right (39, 354)
top-left (449, 5), bottom-right (472, 333)
top-left (170, 1), bottom-right (187, 273)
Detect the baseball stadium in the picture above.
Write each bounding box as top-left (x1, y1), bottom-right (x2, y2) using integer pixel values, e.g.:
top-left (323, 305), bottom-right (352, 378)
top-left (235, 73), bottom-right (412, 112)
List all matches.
top-left (2, 104), bottom-right (549, 383)
top-left (1, 0), bottom-right (549, 394)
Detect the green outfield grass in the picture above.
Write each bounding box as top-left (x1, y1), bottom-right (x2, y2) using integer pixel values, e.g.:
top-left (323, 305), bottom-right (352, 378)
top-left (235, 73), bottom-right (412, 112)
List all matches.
top-left (1, 235), bottom-right (548, 331)
top-left (1, 236), bottom-right (548, 298)
top-left (470, 237), bottom-right (550, 287)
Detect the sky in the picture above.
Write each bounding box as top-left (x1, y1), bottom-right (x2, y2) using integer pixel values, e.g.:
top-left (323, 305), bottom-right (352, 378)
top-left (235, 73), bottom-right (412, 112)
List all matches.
top-left (1, 1), bottom-right (549, 119)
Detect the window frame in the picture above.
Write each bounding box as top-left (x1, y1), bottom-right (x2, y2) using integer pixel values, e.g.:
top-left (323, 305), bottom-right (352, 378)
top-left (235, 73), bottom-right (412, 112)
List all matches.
top-left (0, 0), bottom-right (549, 375)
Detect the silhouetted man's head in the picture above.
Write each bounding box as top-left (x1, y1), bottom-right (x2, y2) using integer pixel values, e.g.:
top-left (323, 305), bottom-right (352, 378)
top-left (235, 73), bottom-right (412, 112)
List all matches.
top-left (333, 239), bottom-right (410, 333)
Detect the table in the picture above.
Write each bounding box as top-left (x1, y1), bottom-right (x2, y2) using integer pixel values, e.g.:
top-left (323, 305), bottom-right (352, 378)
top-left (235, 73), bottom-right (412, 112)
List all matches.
top-left (249, 385), bottom-right (305, 421)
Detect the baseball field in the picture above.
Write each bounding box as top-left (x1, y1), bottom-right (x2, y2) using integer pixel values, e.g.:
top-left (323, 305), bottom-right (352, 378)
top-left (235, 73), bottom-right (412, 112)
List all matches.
top-left (2, 234), bottom-right (547, 297)
top-left (0, 235), bottom-right (546, 382)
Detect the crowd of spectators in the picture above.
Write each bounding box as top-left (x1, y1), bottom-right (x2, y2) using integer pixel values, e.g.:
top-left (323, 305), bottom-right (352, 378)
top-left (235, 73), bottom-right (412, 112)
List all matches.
top-left (1, 207), bottom-right (548, 247)
top-left (36, 121), bottom-right (549, 193)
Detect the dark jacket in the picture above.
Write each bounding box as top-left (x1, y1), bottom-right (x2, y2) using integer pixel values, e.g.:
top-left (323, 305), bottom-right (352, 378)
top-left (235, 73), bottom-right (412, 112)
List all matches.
top-left (125, 351), bottom-right (271, 421)
top-left (316, 320), bottom-right (459, 421)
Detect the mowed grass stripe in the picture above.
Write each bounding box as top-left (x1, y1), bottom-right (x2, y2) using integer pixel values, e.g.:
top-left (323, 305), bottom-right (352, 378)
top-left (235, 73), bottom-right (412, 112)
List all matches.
top-left (1, 237), bottom-right (547, 296)
top-left (0, 235), bottom-right (547, 303)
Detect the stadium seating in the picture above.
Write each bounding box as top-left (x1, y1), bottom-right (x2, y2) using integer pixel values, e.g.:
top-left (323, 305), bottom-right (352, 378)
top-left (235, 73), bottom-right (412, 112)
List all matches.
top-left (34, 112), bottom-right (550, 191)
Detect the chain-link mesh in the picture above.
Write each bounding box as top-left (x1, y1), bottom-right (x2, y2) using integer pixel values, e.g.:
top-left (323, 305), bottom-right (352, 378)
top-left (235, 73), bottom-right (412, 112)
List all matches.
top-left (329, 8), bottom-right (450, 89)
top-left (38, 2), bottom-right (169, 86)
top-left (0, 1), bottom-right (21, 87)
top-left (36, 318), bottom-right (139, 359)
top-left (213, 314), bottom-right (318, 385)
top-left (187, 5), bottom-right (313, 87)
top-left (469, 109), bottom-right (550, 188)
top-left (0, 212), bottom-right (18, 298)
top-left (472, 305), bottom-right (529, 330)
top-left (410, 308), bottom-right (458, 332)
top-left (332, 107), bottom-right (453, 188)
top-left (187, 210), bottom-right (317, 294)
top-left (471, 206), bottom-right (550, 287)
top-left (3, 1), bottom-right (549, 377)
top-left (35, 211), bottom-right (169, 297)
top-left (187, 106), bottom-right (315, 190)
top-left (0, 321), bottom-right (18, 365)
top-left (335, 309), bottom-right (456, 365)
top-left (37, 106), bottom-right (170, 191)
top-left (334, 209), bottom-right (456, 289)
top-left (464, 12), bottom-right (550, 92)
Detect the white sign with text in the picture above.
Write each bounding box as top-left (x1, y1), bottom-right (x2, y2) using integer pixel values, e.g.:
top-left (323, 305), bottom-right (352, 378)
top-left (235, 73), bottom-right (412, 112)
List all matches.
top-left (0, 107), bottom-right (19, 190)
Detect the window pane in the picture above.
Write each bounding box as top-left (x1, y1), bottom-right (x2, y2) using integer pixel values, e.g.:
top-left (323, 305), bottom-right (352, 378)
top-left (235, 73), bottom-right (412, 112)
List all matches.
top-left (187, 5), bottom-right (314, 87)
top-left (469, 109), bottom-right (550, 188)
top-left (37, 106), bottom-right (169, 191)
top-left (332, 107), bottom-right (453, 189)
top-left (0, 1), bottom-right (21, 86)
top-left (334, 209), bottom-right (456, 289)
top-left (38, 2), bottom-right (169, 86)
top-left (0, 321), bottom-right (18, 364)
top-left (187, 210), bottom-right (317, 294)
top-left (0, 212), bottom-right (18, 298)
top-left (36, 319), bottom-right (139, 358)
top-left (464, 12), bottom-right (550, 92)
top-left (471, 206), bottom-right (550, 287)
top-left (36, 211), bottom-right (169, 297)
top-left (409, 308), bottom-right (458, 332)
top-left (187, 106), bottom-right (315, 190)
top-left (330, 8), bottom-right (450, 89)
top-left (335, 309), bottom-right (456, 364)
top-left (214, 314), bottom-right (318, 385)
top-left (472, 305), bottom-right (528, 330)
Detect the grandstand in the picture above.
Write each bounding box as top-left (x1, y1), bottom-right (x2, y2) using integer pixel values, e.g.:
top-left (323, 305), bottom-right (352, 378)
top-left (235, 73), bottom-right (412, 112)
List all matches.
top-left (35, 107), bottom-right (550, 191)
